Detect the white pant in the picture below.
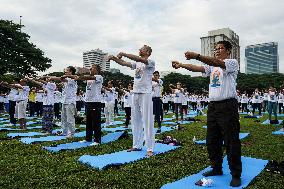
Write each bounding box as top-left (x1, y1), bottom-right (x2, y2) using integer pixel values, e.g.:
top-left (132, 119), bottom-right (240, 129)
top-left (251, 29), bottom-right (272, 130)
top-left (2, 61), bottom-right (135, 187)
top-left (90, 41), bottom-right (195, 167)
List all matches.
top-left (104, 101), bottom-right (114, 125)
top-left (61, 104), bottom-right (76, 135)
top-left (131, 93), bottom-right (155, 152)
top-left (15, 101), bottom-right (27, 119)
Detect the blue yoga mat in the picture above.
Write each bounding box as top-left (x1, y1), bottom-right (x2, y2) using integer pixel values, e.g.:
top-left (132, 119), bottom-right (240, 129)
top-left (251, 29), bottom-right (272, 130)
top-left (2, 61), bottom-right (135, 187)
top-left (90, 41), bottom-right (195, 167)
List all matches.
top-left (239, 112), bottom-right (248, 115)
top-left (272, 129), bottom-right (284, 135)
top-left (26, 126), bottom-right (43, 130)
top-left (20, 131), bottom-right (86, 144)
top-left (7, 132), bottom-right (46, 138)
top-left (163, 121), bottom-right (178, 125)
top-left (43, 131), bottom-right (126, 152)
top-left (163, 117), bottom-right (174, 121)
top-left (161, 156), bottom-right (268, 189)
top-left (0, 127), bottom-right (21, 131)
top-left (103, 126), bottom-right (128, 132)
top-left (128, 126), bottom-right (175, 135)
top-left (0, 118), bottom-right (8, 121)
top-left (195, 133), bottom-right (250, 145)
top-left (261, 119), bottom-right (283, 125)
top-left (78, 143), bottom-right (179, 170)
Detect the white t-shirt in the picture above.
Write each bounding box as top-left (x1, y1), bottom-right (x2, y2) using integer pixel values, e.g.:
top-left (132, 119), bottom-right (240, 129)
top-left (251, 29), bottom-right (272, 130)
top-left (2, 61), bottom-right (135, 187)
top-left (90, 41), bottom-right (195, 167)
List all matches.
top-left (241, 94), bottom-right (248, 103)
top-left (104, 87), bottom-right (115, 103)
top-left (278, 93), bottom-right (284, 103)
top-left (182, 94), bottom-right (188, 106)
top-left (0, 96), bottom-right (4, 103)
top-left (173, 89), bottom-right (183, 104)
top-left (36, 92), bottom-right (44, 102)
top-left (16, 86), bottom-right (30, 102)
top-left (252, 92), bottom-right (260, 103)
top-left (268, 91), bottom-right (276, 102)
top-left (203, 59), bottom-right (239, 102)
top-left (152, 79), bottom-right (163, 97)
top-left (84, 75), bottom-right (103, 103)
top-left (62, 78), bottom-right (78, 105)
top-left (8, 88), bottom-right (18, 101)
top-left (162, 95), bottom-right (170, 103)
top-left (124, 91), bottom-right (132, 107)
top-left (54, 91), bottom-right (62, 103)
top-left (42, 82), bottom-right (56, 106)
top-left (263, 93), bottom-right (268, 101)
top-left (131, 59), bottom-right (155, 94)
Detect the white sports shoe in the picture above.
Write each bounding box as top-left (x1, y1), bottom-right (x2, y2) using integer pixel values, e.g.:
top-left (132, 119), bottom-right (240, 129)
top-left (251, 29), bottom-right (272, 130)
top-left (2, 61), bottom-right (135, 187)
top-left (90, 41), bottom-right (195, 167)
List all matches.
top-left (90, 142), bottom-right (99, 146)
top-left (79, 140), bottom-right (87, 143)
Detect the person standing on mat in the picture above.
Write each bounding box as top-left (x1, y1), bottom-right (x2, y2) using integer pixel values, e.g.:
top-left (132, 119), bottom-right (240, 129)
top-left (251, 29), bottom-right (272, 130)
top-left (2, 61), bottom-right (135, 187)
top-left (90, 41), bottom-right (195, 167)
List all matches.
top-left (268, 86), bottom-right (278, 123)
top-left (252, 88), bottom-right (261, 116)
top-left (172, 40), bottom-right (242, 187)
top-left (152, 71), bottom-right (163, 133)
top-left (108, 45), bottom-right (155, 157)
top-left (79, 64), bottom-right (103, 145)
top-left (123, 83), bottom-right (133, 128)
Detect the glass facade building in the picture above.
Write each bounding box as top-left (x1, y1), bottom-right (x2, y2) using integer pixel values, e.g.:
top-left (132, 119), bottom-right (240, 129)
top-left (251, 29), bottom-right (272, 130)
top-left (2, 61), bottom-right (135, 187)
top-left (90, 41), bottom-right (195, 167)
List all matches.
top-left (245, 42), bottom-right (278, 74)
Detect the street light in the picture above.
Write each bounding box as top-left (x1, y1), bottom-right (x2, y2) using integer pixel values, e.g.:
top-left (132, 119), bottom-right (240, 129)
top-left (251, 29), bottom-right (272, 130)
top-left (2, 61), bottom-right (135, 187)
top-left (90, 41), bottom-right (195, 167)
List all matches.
top-left (20, 16), bottom-right (22, 32)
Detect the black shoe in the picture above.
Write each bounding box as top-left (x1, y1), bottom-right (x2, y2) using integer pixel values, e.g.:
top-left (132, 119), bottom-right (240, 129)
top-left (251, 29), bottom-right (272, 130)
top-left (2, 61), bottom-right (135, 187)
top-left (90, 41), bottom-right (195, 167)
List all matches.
top-left (202, 169), bottom-right (223, 177)
top-left (230, 177), bottom-right (241, 187)
top-left (156, 128), bottom-right (161, 133)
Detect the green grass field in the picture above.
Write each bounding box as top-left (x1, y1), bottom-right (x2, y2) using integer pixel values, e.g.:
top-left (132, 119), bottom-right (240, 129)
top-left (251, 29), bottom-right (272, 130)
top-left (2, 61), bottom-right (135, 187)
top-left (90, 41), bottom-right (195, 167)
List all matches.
top-left (0, 112), bottom-right (283, 189)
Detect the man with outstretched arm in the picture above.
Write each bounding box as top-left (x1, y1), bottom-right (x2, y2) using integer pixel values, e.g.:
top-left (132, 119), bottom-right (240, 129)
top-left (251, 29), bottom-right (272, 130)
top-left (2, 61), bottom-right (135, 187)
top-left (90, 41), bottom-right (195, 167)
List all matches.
top-left (172, 41), bottom-right (241, 187)
top-left (108, 45), bottom-right (155, 157)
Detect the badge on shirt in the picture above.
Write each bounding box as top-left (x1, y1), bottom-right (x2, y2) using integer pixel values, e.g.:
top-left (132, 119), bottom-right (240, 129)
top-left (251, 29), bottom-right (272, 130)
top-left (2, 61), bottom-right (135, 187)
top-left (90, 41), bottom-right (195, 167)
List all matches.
top-left (210, 67), bottom-right (222, 88)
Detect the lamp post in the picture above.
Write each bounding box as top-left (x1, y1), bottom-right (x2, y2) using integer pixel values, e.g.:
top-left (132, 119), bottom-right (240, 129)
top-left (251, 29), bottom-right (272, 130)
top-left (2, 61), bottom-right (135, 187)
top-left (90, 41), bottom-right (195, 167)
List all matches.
top-left (20, 16), bottom-right (22, 32)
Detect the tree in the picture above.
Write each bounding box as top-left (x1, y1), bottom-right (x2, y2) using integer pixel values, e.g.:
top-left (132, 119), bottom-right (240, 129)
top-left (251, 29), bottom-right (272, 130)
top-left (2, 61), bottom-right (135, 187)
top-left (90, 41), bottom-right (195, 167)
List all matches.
top-left (0, 20), bottom-right (52, 77)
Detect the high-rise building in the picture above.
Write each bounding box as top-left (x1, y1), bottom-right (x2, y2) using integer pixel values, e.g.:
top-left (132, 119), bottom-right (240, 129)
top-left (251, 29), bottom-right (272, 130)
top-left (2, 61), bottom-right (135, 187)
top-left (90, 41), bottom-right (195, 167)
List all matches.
top-left (109, 68), bottom-right (120, 73)
top-left (201, 28), bottom-right (240, 64)
top-left (245, 42), bottom-right (279, 74)
top-left (83, 49), bottom-right (110, 71)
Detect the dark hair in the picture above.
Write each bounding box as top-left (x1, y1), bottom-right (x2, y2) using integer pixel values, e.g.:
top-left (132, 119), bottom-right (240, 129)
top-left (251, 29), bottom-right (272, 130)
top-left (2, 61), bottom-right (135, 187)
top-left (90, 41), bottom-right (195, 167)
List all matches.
top-left (144, 45), bottom-right (152, 56)
top-left (216, 41), bottom-right (232, 51)
top-left (67, 66), bottom-right (76, 75)
top-left (92, 64), bottom-right (102, 75)
top-left (153, 71), bottom-right (159, 75)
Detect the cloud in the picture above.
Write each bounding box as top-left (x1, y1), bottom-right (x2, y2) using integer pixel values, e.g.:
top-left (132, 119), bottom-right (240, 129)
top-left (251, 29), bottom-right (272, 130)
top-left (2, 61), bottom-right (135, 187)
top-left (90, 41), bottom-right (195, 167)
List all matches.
top-left (1, 0), bottom-right (283, 76)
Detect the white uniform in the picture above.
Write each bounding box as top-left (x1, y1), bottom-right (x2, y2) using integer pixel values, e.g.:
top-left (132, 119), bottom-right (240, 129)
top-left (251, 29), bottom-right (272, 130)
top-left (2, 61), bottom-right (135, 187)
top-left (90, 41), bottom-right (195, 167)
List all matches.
top-left (131, 60), bottom-right (155, 152)
top-left (15, 85), bottom-right (30, 119)
top-left (61, 78), bottom-right (78, 136)
top-left (104, 87), bottom-right (115, 126)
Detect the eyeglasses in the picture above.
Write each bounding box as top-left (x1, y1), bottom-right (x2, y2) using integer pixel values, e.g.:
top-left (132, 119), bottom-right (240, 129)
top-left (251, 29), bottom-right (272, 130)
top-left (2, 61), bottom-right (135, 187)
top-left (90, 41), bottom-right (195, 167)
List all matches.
top-left (214, 47), bottom-right (225, 51)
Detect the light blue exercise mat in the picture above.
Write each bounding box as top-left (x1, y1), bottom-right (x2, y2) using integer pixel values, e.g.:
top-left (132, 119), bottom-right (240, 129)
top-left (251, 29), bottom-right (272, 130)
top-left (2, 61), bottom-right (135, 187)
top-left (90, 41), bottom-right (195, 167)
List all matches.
top-left (7, 132), bottom-right (46, 138)
top-left (161, 156), bottom-right (268, 189)
top-left (43, 131), bottom-right (126, 152)
top-left (261, 119), bottom-right (283, 125)
top-left (0, 127), bottom-right (21, 131)
top-left (163, 117), bottom-right (174, 121)
top-left (19, 131), bottom-right (86, 144)
top-left (128, 126), bottom-right (175, 135)
top-left (195, 133), bottom-right (250, 145)
top-left (78, 143), bottom-right (179, 170)
top-left (272, 129), bottom-right (284, 135)
top-left (79, 125), bottom-right (128, 132)
top-left (163, 121), bottom-right (192, 125)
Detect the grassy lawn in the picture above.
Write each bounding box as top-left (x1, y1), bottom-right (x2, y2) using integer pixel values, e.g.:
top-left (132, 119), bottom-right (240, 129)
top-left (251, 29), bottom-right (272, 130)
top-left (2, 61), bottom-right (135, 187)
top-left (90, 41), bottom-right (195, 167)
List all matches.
top-left (0, 112), bottom-right (283, 189)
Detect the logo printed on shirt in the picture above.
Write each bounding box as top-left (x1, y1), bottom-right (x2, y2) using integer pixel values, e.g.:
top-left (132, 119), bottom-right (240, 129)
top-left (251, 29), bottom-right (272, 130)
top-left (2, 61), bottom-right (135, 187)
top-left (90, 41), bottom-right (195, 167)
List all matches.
top-left (210, 67), bottom-right (222, 87)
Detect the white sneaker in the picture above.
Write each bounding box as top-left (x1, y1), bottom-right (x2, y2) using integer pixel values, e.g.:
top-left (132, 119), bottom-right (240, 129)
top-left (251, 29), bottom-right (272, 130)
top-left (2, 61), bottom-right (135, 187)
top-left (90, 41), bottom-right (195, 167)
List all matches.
top-left (79, 140), bottom-right (87, 143)
top-left (90, 142), bottom-right (99, 146)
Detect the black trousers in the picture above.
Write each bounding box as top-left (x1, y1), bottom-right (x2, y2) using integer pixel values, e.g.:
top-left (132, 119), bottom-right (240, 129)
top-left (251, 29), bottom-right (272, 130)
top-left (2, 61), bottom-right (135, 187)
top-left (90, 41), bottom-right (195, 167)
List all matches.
top-left (252, 103), bottom-right (261, 115)
top-left (279, 103), bottom-right (283, 114)
top-left (85, 102), bottom-right (101, 143)
top-left (36, 102), bottom-right (43, 116)
top-left (124, 107), bottom-right (131, 126)
top-left (29, 101), bottom-right (35, 117)
top-left (174, 103), bottom-right (183, 121)
top-left (192, 102), bottom-right (197, 111)
top-left (54, 103), bottom-right (60, 119)
top-left (241, 103), bottom-right (248, 113)
top-left (153, 97), bottom-right (163, 128)
top-left (163, 103), bottom-right (169, 112)
top-left (114, 99), bottom-right (119, 114)
top-left (206, 98), bottom-right (242, 178)
top-left (9, 100), bottom-right (17, 124)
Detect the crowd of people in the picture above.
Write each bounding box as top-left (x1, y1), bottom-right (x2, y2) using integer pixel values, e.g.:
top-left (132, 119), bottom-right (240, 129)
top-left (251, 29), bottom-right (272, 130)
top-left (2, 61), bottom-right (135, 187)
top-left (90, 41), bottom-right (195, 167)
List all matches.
top-left (1, 41), bottom-right (283, 187)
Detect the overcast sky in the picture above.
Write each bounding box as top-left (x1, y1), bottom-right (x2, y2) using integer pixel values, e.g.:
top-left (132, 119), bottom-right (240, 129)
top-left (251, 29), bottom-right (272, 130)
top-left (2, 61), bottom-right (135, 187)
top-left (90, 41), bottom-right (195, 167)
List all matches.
top-left (1, 0), bottom-right (283, 76)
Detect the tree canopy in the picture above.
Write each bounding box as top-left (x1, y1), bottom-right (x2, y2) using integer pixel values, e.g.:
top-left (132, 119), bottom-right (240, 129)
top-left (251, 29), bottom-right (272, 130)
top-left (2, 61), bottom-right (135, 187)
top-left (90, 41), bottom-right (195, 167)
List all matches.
top-left (0, 20), bottom-right (52, 77)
